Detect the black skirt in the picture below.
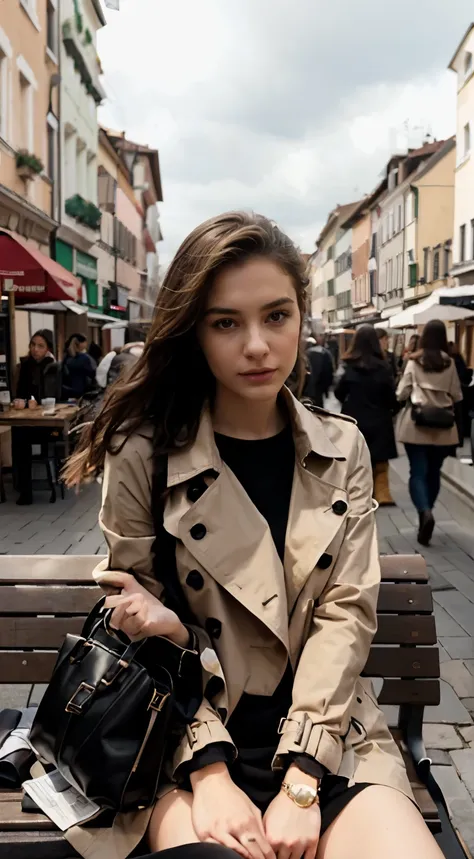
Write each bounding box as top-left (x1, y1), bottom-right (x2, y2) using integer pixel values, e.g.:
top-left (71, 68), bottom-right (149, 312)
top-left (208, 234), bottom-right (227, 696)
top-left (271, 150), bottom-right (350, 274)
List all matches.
top-left (221, 745), bottom-right (370, 837)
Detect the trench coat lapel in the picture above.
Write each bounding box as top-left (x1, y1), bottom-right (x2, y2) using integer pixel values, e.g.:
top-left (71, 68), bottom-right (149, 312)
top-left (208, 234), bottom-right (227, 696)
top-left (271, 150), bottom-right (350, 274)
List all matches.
top-left (164, 390), bottom-right (349, 648)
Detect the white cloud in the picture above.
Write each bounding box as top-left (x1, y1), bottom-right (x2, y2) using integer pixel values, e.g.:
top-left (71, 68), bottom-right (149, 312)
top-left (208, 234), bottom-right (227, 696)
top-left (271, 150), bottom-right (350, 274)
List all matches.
top-left (97, 0), bottom-right (470, 265)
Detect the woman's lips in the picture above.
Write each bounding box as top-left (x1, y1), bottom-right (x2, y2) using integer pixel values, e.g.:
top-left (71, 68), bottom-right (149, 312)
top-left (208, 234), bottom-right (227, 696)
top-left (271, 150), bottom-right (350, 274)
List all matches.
top-left (239, 370), bottom-right (276, 383)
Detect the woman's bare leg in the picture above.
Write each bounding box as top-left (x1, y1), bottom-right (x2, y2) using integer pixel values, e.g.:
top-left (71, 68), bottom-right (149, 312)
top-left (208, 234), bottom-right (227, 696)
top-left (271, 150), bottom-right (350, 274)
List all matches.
top-left (317, 786), bottom-right (444, 859)
top-left (147, 789), bottom-right (200, 851)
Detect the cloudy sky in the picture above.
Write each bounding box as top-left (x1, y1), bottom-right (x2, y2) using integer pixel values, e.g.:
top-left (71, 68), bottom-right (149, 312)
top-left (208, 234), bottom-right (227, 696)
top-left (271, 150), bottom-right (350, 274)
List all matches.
top-left (98, 0), bottom-right (472, 267)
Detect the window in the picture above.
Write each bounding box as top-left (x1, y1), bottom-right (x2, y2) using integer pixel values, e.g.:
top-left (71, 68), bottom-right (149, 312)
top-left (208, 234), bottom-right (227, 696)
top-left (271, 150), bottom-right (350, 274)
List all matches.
top-left (387, 258), bottom-right (393, 291)
top-left (396, 253), bottom-right (403, 289)
top-left (19, 71), bottom-right (32, 149)
top-left (47, 122), bottom-right (55, 179)
top-left (433, 251), bottom-right (439, 282)
top-left (370, 232), bottom-right (376, 258)
top-left (465, 51), bottom-right (473, 78)
top-left (327, 245), bottom-right (334, 261)
top-left (389, 210), bottom-right (394, 238)
top-left (471, 219), bottom-right (474, 260)
top-left (397, 204), bottom-right (402, 233)
top-left (327, 279), bottom-right (334, 297)
top-left (464, 123), bottom-right (471, 157)
top-left (369, 269), bottom-right (376, 299)
top-left (0, 49), bottom-right (7, 140)
top-left (460, 224), bottom-right (466, 263)
top-left (444, 246), bottom-right (451, 276)
top-left (409, 263), bottom-right (418, 288)
top-left (423, 248), bottom-right (430, 282)
top-left (47, 0), bottom-right (58, 56)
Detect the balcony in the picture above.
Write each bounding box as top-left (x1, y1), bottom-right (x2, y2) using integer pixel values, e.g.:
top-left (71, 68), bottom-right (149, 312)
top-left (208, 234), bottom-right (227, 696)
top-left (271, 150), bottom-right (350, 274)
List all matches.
top-left (62, 18), bottom-right (105, 105)
top-left (65, 195), bottom-right (101, 231)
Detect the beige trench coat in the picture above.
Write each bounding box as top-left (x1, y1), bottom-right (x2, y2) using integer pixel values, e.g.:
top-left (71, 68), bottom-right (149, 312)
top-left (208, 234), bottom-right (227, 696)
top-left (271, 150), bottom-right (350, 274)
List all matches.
top-left (396, 356), bottom-right (462, 446)
top-left (65, 389), bottom-right (413, 859)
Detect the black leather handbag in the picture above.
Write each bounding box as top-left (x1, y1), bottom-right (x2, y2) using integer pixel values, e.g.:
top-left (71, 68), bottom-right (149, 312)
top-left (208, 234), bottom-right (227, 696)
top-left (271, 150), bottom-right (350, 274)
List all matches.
top-left (411, 403), bottom-right (455, 429)
top-left (29, 456), bottom-right (202, 813)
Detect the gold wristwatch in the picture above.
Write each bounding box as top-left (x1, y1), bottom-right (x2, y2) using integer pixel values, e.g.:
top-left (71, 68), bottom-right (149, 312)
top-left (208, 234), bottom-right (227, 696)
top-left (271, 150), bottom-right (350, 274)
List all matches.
top-left (281, 781), bottom-right (320, 808)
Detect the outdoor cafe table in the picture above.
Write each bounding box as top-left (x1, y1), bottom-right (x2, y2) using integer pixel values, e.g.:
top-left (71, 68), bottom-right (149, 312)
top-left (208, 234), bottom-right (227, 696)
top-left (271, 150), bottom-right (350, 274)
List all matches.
top-left (0, 404), bottom-right (79, 457)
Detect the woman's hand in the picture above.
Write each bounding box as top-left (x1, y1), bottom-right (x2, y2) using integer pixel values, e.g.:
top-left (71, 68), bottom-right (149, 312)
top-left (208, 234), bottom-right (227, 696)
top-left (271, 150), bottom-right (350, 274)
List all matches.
top-left (191, 763), bottom-right (275, 859)
top-left (101, 571), bottom-right (189, 646)
top-left (13, 399), bottom-right (25, 410)
top-left (263, 768), bottom-right (321, 859)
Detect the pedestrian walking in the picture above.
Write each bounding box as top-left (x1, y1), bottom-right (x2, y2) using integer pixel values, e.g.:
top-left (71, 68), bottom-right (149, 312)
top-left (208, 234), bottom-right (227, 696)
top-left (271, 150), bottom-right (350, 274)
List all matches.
top-left (376, 328), bottom-right (397, 378)
top-left (335, 324), bottom-right (398, 506)
top-left (303, 335), bottom-right (334, 407)
top-left (398, 333), bottom-right (420, 374)
top-left (64, 212), bottom-right (441, 859)
top-left (11, 329), bottom-right (61, 505)
top-left (396, 319), bottom-right (462, 546)
top-left (61, 334), bottom-right (97, 400)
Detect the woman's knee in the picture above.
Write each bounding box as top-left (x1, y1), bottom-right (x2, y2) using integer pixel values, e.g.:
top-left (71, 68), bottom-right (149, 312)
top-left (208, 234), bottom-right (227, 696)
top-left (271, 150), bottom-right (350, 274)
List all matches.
top-left (317, 786), bottom-right (444, 859)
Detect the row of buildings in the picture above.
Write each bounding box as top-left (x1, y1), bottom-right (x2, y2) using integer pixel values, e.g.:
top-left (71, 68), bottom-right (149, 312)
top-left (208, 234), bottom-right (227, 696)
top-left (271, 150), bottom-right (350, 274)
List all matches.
top-left (0, 0), bottom-right (163, 392)
top-left (309, 23), bottom-right (474, 364)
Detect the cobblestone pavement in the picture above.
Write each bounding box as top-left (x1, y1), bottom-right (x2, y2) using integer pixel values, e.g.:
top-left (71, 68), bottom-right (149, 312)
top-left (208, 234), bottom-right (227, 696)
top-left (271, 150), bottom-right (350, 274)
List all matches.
top-left (2, 455), bottom-right (474, 854)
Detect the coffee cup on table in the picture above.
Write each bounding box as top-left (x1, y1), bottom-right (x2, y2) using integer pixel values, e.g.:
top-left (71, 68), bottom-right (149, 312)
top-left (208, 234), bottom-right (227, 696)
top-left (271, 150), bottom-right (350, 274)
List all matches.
top-left (41, 398), bottom-right (56, 415)
top-left (0, 391), bottom-right (11, 411)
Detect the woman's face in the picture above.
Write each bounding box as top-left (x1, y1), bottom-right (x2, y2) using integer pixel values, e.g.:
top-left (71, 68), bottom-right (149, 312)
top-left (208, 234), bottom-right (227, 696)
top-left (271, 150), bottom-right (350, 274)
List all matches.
top-left (29, 336), bottom-right (49, 362)
top-left (198, 257), bottom-right (301, 404)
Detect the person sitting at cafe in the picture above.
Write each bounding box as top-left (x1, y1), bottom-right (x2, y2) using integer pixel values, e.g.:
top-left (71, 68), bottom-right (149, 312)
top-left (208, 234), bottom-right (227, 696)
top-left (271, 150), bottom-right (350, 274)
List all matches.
top-left (12, 330), bottom-right (60, 506)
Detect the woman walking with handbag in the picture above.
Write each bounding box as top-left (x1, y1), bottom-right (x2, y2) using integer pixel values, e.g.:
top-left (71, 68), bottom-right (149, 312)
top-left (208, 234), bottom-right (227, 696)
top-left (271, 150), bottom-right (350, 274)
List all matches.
top-left (396, 319), bottom-right (462, 546)
top-left (64, 212), bottom-right (443, 859)
top-left (334, 325), bottom-right (399, 506)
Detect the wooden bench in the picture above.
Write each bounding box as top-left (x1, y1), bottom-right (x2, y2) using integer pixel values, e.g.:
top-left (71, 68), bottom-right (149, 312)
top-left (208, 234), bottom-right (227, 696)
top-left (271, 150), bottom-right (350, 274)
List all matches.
top-left (0, 554), bottom-right (469, 858)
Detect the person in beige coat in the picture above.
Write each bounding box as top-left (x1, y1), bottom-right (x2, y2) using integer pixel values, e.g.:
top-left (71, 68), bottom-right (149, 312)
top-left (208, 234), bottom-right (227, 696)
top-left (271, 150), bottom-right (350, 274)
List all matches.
top-left (65, 212), bottom-right (443, 859)
top-left (396, 320), bottom-right (462, 546)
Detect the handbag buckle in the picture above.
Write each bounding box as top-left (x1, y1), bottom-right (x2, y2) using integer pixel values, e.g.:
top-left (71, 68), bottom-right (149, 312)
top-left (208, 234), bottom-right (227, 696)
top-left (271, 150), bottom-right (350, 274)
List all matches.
top-left (149, 689), bottom-right (170, 712)
top-left (65, 682), bottom-right (95, 714)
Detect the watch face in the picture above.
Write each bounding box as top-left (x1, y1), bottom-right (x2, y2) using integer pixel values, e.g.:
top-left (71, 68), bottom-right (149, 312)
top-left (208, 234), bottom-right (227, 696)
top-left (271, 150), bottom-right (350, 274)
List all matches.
top-left (292, 785), bottom-right (317, 808)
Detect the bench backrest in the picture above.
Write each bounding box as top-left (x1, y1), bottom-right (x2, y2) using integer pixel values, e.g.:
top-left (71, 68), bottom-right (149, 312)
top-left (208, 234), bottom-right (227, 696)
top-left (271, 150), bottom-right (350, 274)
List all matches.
top-left (0, 554), bottom-right (440, 709)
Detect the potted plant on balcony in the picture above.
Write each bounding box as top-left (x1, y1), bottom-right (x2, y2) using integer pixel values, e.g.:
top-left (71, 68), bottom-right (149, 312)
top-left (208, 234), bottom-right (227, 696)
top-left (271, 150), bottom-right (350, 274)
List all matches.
top-left (16, 150), bottom-right (44, 180)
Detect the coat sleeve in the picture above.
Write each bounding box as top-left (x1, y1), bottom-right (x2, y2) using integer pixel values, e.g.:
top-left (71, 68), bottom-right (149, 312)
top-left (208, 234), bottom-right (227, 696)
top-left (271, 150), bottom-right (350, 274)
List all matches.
top-left (273, 429), bottom-right (380, 775)
top-left (396, 360), bottom-right (414, 403)
top-left (334, 371), bottom-right (348, 403)
top-left (93, 435), bottom-right (236, 780)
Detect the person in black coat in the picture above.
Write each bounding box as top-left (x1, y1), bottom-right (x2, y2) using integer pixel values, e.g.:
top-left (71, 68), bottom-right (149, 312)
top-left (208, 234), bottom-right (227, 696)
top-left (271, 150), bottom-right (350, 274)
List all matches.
top-left (303, 337), bottom-right (334, 407)
top-left (335, 324), bottom-right (399, 506)
top-left (61, 334), bottom-right (97, 400)
top-left (12, 329), bottom-right (61, 505)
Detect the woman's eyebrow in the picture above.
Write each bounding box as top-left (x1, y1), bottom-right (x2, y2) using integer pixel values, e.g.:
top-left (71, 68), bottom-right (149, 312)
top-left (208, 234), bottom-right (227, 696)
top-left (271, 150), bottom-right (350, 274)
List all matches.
top-left (204, 297), bottom-right (295, 316)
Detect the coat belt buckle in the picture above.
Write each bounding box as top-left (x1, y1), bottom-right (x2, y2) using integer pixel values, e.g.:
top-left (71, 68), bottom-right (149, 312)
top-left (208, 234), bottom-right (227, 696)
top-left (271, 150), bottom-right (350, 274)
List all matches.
top-left (65, 682), bottom-right (95, 714)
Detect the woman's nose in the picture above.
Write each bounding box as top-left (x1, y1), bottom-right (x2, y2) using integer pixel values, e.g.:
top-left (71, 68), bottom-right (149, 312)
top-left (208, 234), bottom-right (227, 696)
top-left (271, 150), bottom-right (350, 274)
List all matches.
top-left (243, 326), bottom-right (270, 357)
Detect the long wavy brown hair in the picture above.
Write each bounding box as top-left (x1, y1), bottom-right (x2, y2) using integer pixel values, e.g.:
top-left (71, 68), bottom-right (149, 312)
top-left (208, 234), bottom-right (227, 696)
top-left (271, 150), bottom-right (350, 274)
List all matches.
top-left (63, 211), bottom-right (309, 487)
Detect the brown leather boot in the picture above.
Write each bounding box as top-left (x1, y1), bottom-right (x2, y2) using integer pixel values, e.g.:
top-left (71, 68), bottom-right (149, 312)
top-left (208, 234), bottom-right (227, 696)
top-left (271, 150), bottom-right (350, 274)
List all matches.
top-left (373, 462), bottom-right (396, 506)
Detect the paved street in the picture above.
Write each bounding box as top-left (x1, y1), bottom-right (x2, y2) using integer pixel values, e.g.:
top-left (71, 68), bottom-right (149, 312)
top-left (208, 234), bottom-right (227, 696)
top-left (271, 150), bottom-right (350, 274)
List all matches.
top-left (2, 455), bottom-right (474, 853)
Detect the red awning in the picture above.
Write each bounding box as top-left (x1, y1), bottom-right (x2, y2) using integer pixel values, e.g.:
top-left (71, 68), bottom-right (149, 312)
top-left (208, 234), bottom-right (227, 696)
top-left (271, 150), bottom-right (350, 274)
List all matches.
top-left (0, 229), bottom-right (81, 305)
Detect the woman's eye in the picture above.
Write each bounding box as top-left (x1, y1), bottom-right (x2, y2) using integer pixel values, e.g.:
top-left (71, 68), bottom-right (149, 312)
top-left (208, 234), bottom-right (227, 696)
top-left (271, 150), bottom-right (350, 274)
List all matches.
top-left (214, 318), bottom-right (236, 330)
top-left (268, 310), bottom-right (289, 324)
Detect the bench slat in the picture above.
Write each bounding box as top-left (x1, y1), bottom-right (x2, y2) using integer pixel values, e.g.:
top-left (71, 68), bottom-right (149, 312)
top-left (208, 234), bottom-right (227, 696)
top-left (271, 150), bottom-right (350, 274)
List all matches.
top-left (380, 554), bottom-right (428, 582)
top-left (0, 617), bottom-right (85, 648)
top-left (378, 679), bottom-right (441, 706)
top-left (0, 799), bottom-right (55, 830)
top-left (0, 652), bottom-right (60, 684)
top-left (364, 646), bottom-right (440, 678)
top-left (374, 615), bottom-right (437, 645)
top-left (0, 556), bottom-right (101, 584)
top-left (1, 587), bottom-right (99, 615)
top-left (377, 583), bottom-right (433, 613)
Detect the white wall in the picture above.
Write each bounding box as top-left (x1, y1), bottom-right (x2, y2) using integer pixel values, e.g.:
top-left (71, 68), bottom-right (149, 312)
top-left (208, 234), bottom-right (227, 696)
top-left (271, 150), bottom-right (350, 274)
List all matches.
top-left (452, 29), bottom-right (474, 267)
